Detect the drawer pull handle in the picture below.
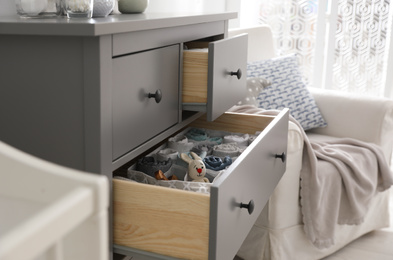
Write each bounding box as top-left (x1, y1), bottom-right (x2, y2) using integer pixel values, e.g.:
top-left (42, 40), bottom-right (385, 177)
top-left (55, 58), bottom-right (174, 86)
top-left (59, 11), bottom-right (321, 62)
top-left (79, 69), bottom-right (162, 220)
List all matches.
top-left (230, 69), bottom-right (242, 80)
top-left (148, 89), bottom-right (162, 103)
top-left (240, 200), bottom-right (255, 215)
top-left (275, 152), bottom-right (286, 163)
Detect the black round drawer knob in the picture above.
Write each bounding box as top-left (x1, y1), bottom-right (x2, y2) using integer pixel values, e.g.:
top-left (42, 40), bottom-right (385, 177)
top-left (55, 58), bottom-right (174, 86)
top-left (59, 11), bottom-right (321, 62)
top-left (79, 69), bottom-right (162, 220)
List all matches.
top-left (148, 89), bottom-right (162, 103)
top-left (230, 69), bottom-right (242, 80)
top-left (275, 152), bottom-right (286, 163)
top-left (240, 200), bottom-right (255, 215)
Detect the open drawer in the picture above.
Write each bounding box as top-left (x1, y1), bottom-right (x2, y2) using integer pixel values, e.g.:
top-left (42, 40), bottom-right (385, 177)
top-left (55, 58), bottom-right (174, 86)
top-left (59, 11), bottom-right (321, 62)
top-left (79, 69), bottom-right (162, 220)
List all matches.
top-left (113, 109), bottom-right (289, 260)
top-left (182, 34), bottom-right (248, 121)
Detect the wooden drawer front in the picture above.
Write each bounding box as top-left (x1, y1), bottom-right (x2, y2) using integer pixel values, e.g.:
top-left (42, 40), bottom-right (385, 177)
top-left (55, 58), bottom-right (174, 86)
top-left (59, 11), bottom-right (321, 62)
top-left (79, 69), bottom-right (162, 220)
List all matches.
top-left (113, 109), bottom-right (288, 260)
top-left (196, 110), bottom-right (288, 260)
top-left (112, 45), bottom-right (180, 160)
top-left (183, 34), bottom-right (248, 121)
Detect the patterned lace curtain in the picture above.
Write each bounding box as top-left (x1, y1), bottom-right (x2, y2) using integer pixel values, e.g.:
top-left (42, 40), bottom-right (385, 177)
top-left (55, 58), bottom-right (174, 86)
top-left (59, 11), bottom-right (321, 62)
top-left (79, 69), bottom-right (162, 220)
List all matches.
top-left (256, 0), bottom-right (319, 86)
top-left (251, 0), bottom-right (393, 97)
top-left (328, 0), bottom-right (391, 96)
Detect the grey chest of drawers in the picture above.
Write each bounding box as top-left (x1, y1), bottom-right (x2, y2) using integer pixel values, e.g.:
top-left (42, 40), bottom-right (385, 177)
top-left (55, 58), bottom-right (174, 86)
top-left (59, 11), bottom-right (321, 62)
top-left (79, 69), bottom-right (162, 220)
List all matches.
top-left (0, 12), bottom-right (288, 260)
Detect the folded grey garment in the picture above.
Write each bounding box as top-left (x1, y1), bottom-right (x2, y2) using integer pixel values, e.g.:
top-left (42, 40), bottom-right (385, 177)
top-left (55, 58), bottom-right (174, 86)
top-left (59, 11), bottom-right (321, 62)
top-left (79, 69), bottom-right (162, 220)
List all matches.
top-left (191, 143), bottom-right (214, 156)
top-left (136, 156), bottom-right (172, 177)
top-left (168, 135), bottom-right (194, 153)
top-left (223, 134), bottom-right (249, 146)
top-left (212, 143), bottom-right (241, 157)
top-left (156, 148), bottom-right (178, 162)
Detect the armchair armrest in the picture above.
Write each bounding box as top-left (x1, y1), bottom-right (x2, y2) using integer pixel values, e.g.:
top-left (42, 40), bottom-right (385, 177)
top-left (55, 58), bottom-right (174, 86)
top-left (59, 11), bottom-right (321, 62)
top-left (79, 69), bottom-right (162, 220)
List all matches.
top-left (308, 87), bottom-right (393, 161)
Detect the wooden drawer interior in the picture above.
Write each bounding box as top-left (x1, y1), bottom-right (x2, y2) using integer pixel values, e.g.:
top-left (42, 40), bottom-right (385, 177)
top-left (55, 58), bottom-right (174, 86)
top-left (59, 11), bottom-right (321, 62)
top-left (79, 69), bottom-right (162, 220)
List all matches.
top-left (182, 34), bottom-right (248, 121)
top-left (113, 112), bottom-right (283, 260)
top-left (183, 42), bottom-right (209, 103)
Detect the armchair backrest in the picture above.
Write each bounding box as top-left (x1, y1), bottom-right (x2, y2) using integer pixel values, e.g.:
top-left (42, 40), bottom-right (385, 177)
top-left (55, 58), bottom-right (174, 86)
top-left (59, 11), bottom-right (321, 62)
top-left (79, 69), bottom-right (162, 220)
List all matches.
top-left (228, 25), bottom-right (276, 62)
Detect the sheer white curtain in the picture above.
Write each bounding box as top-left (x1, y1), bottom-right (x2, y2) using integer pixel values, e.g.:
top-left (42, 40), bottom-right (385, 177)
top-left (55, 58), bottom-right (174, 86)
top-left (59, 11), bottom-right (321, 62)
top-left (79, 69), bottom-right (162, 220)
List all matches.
top-left (239, 0), bottom-right (393, 98)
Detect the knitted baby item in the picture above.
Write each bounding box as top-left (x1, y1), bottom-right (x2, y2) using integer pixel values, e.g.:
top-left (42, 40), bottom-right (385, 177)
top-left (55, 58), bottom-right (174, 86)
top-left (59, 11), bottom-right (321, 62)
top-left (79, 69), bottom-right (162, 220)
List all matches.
top-left (180, 152), bottom-right (209, 183)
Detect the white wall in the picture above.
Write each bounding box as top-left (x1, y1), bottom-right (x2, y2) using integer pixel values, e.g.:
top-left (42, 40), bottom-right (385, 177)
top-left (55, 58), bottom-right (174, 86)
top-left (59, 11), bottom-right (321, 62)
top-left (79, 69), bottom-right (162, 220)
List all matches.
top-left (239, 0), bottom-right (259, 28)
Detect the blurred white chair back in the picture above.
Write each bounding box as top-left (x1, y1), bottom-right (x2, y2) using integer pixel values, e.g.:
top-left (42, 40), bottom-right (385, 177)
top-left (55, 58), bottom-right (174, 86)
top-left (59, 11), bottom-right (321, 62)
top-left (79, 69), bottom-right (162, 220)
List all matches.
top-left (0, 141), bottom-right (109, 260)
top-left (229, 24), bottom-right (276, 62)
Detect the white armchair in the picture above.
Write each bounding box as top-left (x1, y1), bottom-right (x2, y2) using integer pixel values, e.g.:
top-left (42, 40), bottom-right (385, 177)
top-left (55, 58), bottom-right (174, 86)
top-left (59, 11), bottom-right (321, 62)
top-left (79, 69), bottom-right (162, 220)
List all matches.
top-left (229, 25), bottom-right (393, 260)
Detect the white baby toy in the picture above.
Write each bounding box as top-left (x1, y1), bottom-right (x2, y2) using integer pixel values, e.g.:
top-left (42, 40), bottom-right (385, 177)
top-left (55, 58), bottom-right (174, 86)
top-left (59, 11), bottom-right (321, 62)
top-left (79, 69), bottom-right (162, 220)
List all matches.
top-left (181, 152), bottom-right (209, 183)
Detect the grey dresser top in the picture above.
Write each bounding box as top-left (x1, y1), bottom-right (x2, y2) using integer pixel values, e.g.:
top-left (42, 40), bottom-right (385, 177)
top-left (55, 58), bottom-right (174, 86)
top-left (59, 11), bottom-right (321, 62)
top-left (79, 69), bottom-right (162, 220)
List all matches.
top-left (0, 12), bottom-right (237, 36)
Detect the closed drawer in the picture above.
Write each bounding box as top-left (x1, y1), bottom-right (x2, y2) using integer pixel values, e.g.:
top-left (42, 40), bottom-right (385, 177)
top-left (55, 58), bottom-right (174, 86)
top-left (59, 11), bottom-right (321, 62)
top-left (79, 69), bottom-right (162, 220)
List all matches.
top-left (112, 45), bottom-right (180, 160)
top-left (113, 109), bottom-right (289, 260)
top-left (183, 34), bottom-right (248, 121)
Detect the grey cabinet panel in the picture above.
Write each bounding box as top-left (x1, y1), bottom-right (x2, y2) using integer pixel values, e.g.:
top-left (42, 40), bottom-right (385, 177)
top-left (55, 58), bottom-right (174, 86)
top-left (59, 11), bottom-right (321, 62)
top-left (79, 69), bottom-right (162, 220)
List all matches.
top-left (112, 45), bottom-right (180, 160)
top-left (207, 34), bottom-right (248, 121)
top-left (112, 21), bottom-right (225, 56)
top-left (0, 35), bottom-right (86, 170)
top-left (209, 109), bottom-right (289, 260)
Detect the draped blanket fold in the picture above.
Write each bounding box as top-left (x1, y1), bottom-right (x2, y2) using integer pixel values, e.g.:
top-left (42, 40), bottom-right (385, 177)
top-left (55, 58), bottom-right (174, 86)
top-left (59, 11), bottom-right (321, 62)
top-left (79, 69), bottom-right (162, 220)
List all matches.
top-left (301, 137), bottom-right (393, 248)
top-left (228, 105), bottom-right (393, 249)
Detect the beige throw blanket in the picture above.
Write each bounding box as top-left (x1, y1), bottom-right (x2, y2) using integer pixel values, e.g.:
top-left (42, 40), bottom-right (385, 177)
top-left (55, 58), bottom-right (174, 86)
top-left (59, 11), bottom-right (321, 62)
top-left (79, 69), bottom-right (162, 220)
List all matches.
top-left (228, 105), bottom-right (393, 249)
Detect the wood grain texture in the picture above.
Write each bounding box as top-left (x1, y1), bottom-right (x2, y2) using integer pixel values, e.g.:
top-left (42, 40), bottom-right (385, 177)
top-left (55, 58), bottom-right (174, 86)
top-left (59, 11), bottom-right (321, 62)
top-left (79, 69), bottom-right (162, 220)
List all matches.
top-left (113, 179), bottom-right (210, 260)
top-left (182, 50), bottom-right (209, 103)
top-left (190, 112), bottom-right (274, 134)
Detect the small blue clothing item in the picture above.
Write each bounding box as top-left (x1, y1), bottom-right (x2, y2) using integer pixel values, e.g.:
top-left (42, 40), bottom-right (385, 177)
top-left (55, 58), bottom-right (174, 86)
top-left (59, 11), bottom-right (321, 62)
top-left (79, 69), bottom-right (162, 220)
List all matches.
top-left (203, 155), bottom-right (232, 171)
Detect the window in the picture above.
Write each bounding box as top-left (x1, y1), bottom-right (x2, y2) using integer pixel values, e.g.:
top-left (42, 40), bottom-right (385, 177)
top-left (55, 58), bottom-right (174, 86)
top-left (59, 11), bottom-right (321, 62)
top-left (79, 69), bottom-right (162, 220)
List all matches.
top-left (239, 0), bottom-right (393, 97)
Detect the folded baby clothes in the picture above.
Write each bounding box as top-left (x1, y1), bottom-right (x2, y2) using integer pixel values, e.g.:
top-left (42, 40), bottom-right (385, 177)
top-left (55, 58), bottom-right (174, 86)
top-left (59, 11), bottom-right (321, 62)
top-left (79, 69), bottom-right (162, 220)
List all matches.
top-left (208, 136), bottom-right (223, 145)
top-left (156, 148), bottom-right (178, 162)
top-left (168, 135), bottom-right (194, 153)
top-left (185, 128), bottom-right (208, 141)
top-left (191, 143), bottom-right (214, 156)
top-left (136, 156), bottom-right (172, 177)
top-left (212, 143), bottom-right (241, 157)
top-left (203, 155), bottom-right (232, 171)
top-left (223, 134), bottom-right (249, 146)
